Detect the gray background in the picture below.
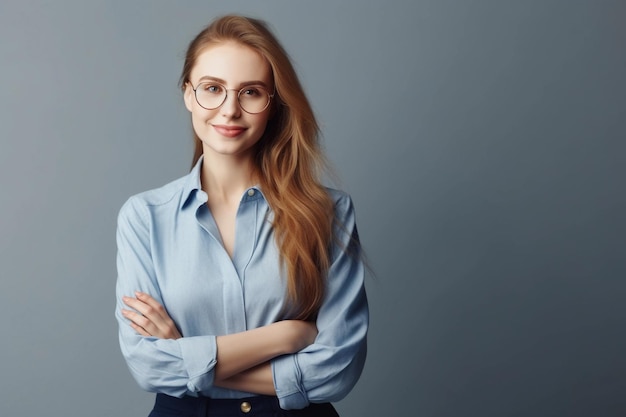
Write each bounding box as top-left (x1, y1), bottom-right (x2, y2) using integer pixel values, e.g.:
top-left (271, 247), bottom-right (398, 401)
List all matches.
top-left (0, 1), bottom-right (624, 416)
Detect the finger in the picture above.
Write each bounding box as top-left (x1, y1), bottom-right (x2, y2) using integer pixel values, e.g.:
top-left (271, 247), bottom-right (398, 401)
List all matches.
top-left (129, 321), bottom-right (151, 337)
top-left (121, 309), bottom-right (157, 335)
top-left (122, 296), bottom-right (149, 313)
top-left (134, 292), bottom-right (181, 338)
top-left (123, 296), bottom-right (161, 323)
top-left (126, 293), bottom-right (168, 323)
top-left (123, 294), bottom-right (181, 339)
top-left (135, 292), bottom-right (168, 319)
top-left (121, 298), bottom-right (156, 330)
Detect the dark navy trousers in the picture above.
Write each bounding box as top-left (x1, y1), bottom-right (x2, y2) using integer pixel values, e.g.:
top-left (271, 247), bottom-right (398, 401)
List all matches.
top-left (148, 393), bottom-right (340, 417)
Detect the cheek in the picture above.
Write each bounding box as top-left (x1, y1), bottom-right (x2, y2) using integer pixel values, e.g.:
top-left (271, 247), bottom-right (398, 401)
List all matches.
top-left (251, 112), bottom-right (271, 132)
top-left (190, 108), bottom-right (215, 131)
top-left (248, 118), bottom-right (270, 144)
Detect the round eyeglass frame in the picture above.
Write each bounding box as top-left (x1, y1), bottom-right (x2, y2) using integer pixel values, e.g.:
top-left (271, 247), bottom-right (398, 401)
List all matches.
top-left (190, 82), bottom-right (275, 114)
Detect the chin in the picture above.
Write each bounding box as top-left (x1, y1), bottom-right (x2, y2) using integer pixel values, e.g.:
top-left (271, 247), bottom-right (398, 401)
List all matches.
top-left (202, 142), bottom-right (256, 158)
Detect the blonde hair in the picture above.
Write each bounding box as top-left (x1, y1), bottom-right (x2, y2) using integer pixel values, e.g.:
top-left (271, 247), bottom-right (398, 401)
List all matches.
top-left (180, 15), bottom-right (334, 320)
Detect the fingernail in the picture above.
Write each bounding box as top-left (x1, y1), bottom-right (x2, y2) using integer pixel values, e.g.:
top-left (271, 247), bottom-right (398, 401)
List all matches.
top-left (135, 291), bottom-right (143, 297)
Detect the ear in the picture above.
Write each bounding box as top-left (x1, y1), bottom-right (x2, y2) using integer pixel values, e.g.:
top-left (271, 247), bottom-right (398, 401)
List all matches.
top-left (183, 83), bottom-right (194, 112)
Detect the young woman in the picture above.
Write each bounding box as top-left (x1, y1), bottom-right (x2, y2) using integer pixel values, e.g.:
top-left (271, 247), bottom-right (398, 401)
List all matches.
top-left (115, 15), bottom-right (368, 417)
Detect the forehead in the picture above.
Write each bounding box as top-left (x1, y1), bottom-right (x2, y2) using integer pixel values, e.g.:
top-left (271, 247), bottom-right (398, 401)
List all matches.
top-left (190, 42), bottom-right (272, 85)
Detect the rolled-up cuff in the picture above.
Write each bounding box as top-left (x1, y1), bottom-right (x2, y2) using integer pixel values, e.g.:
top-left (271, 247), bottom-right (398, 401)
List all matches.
top-left (271, 354), bottom-right (309, 410)
top-left (178, 335), bottom-right (218, 394)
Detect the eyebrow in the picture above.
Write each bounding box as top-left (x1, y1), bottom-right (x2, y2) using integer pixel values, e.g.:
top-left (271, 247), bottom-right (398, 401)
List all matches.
top-left (196, 75), bottom-right (270, 89)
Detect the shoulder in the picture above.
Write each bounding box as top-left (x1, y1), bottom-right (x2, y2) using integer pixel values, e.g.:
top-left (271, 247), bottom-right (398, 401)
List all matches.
top-left (325, 187), bottom-right (356, 221)
top-left (326, 187), bottom-right (354, 208)
top-left (325, 188), bottom-right (361, 258)
top-left (118, 174), bottom-right (190, 222)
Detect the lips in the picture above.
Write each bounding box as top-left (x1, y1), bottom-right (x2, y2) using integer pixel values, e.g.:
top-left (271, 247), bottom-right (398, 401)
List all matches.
top-left (212, 124), bottom-right (247, 138)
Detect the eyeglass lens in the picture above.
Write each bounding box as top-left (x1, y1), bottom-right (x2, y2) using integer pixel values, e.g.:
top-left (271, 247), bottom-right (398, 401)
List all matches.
top-left (194, 83), bottom-right (271, 114)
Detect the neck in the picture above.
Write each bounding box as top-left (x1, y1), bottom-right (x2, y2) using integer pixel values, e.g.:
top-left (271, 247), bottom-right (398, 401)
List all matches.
top-left (200, 150), bottom-right (257, 202)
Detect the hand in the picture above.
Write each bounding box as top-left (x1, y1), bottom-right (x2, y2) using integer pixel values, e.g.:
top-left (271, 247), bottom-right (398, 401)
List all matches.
top-left (121, 292), bottom-right (182, 339)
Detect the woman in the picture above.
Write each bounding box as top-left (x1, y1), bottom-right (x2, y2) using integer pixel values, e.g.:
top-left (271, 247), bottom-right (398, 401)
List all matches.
top-left (115, 15), bottom-right (368, 417)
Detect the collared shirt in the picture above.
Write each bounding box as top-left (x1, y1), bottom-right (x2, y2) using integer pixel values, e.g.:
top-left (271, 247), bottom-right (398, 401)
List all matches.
top-left (115, 157), bottom-right (368, 410)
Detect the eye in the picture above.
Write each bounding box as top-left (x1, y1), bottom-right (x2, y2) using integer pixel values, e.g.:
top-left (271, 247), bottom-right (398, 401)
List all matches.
top-left (241, 86), bottom-right (263, 97)
top-left (199, 83), bottom-right (223, 94)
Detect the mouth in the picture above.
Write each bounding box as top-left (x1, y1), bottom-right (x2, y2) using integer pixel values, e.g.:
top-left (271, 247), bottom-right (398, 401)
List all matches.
top-left (212, 124), bottom-right (247, 138)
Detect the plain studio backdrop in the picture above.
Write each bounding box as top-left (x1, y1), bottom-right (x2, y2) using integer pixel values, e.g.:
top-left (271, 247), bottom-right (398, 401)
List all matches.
top-left (0, 1), bottom-right (624, 416)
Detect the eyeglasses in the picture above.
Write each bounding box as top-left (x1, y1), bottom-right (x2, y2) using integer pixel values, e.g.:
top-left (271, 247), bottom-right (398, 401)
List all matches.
top-left (191, 82), bottom-right (274, 114)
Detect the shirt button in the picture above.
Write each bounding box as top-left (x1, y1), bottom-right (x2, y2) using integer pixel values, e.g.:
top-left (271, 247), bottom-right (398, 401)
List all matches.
top-left (247, 189), bottom-right (255, 197)
top-left (240, 401), bottom-right (252, 413)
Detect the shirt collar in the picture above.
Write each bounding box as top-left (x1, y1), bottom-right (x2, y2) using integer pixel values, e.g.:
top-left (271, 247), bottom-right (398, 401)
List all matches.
top-left (180, 156), bottom-right (205, 210)
top-left (180, 155), bottom-right (266, 210)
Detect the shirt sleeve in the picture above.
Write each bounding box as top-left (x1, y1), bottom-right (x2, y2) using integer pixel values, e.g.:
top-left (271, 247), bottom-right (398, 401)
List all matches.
top-left (115, 196), bottom-right (217, 397)
top-left (271, 193), bottom-right (369, 409)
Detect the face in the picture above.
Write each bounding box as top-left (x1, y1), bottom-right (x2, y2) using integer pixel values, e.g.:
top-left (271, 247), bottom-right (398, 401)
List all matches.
top-left (184, 42), bottom-right (273, 160)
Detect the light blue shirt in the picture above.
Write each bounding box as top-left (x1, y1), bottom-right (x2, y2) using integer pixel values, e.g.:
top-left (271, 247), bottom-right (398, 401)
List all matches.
top-left (114, 157), bottom-right (368, 410)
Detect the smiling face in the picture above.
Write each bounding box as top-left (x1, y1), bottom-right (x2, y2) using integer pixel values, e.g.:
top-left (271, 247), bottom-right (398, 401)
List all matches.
top-left (183, 42), bottom-right (273, 160)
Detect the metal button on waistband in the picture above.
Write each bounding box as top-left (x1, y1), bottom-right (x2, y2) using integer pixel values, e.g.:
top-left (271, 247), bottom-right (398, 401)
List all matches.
top-left (240, 401), bottom-right (252, 413)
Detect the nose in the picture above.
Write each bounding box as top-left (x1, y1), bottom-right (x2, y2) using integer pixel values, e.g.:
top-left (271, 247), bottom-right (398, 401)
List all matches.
top-left (220, 89), bottom-right (241, 118)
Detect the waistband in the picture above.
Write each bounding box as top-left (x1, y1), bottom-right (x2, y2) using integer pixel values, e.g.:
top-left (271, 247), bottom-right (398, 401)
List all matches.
top-left (151, 393), bottom-right (339, 417)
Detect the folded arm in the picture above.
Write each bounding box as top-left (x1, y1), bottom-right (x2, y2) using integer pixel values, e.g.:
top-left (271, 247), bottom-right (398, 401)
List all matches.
top-left (271, 193), bottom-right (369, 410)
top-left (122, 292), bottom-right (315, 385)
top-left (116, 197), bottom-right (315, 396)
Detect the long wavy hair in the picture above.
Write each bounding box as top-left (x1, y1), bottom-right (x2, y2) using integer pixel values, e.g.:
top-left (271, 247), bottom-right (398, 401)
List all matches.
top-left (179, 15), bottom-right (335, 320)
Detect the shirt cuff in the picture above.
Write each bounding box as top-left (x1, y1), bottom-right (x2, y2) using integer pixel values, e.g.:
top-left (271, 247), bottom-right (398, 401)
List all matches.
top-left (272, 354), bottom-right (309, 410)
top-left (178, 335), bottom-right (217, 394)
